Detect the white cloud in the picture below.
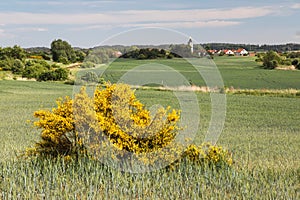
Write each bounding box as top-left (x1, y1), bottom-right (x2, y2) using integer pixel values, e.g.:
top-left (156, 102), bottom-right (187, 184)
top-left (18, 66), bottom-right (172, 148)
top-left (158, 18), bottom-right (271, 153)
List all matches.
top-left (72, 20), bottom-right (241, 31)
top-left (15, 27), bottom-right (48, 32)
top-left (0, 6), bottom-right (275, 29)
top-left (37, 28), bottom-right (48, 32)
top-left (291, 3), bottom-right (300, 9)
top-left (121, 6), bottom-right (275, 21)
top-left (121, 20), bottom-right (242, 29)
top-left (16, 0), bottom-right (130, 7)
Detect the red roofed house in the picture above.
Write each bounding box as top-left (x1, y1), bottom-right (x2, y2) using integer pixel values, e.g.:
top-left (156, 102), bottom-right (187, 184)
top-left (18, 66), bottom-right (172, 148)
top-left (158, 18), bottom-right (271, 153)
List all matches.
top-left (223, 49), bottom-right (234, 55)
top-left (235, 48), bottom-right (249, 56)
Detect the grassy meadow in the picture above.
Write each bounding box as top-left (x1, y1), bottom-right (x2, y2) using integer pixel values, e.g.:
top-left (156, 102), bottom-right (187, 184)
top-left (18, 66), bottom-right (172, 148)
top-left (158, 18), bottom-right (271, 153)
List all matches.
top-left (100, 56), bottom-right (300, 89)
top-left (0, 56), bottom-right (300, 199)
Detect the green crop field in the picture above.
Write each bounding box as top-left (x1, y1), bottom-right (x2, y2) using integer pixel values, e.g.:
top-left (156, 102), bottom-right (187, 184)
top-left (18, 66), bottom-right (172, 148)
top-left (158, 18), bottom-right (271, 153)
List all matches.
top-left (215, 56), bottom-right (300, 89)
top-left (95, 56), bottom-right (300, 89)
top-left (0, 57), bottom-right (300, 199)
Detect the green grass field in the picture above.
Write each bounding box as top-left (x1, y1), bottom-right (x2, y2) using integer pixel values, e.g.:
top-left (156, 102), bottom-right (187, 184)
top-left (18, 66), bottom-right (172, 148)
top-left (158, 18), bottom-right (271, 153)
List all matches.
top-left (97, 56), bottom-right (300, 89)
top-left (0, 79), bottom-right (299, 199)
top-left (0, 57), bottom-right (300, 199)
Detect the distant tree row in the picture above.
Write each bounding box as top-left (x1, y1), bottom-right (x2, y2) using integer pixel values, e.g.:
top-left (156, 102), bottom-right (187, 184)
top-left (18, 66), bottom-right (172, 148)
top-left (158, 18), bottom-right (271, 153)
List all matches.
top-left (120, 48), bottom-right (173, 59)
top-left (119, 44), bottom-right (196, 59)
top-left (0, 45), bottom-right (26, 61)
top-left (201, 43), bottom-right (300, 52)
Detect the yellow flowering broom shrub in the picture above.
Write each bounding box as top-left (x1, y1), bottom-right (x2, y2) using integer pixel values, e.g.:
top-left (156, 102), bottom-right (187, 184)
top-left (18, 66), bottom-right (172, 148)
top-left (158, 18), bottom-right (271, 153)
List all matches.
top-left (26, 82), bottom-right (232, 167)
top-left (29, 96), bottom-right (77, 156)
top-left (27, 83), bottom-right (180, 159)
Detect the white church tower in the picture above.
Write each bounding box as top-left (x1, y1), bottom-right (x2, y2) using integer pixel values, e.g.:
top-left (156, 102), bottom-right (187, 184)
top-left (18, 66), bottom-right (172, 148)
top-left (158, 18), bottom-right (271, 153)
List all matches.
top-left (187, 37), bottom-right (193, 54)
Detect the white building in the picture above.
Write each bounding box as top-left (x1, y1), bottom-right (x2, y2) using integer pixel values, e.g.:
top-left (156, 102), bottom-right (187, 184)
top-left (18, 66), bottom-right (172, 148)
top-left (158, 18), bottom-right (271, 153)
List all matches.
top-left (187, 37), bottom-right (193, 53)
top-left (235, 48), bottom-right (249, 56)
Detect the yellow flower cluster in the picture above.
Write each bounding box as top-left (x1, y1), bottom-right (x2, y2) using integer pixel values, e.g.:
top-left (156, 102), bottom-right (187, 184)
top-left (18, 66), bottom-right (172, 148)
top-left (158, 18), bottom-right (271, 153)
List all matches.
top-left (27, 82), bottom-right (233, 168)
top-left (185, 143), bottom-right (233, 166)
top-left (28, 83), bottom-right (181, 164)
top-left (32, 97), bottom-right (75, 155)
top-left (93, 83), bottom-right (181, 155)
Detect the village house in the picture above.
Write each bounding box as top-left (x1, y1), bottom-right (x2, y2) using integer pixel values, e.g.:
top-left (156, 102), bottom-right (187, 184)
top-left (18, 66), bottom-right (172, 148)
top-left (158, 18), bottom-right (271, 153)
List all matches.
top-left (216, 49), bottom-right (234, 55)
top-left (223, 49), bottom-right (235, 55)
top-left (234, 48), bottom-right (249, 56)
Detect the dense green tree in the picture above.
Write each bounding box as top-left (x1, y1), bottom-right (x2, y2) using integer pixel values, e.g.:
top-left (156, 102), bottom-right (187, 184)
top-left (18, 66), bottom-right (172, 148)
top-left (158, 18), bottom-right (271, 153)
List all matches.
top-left (137, 53), bottom-right (147, 59)
top-left (292, 59), bottom-right (298, 66)
top-left (10, 45), bottom-right (27, 60)
top-left (54, 68), bottom-right (68, 80)
top-left (37, 68), bottom-right (68, 81)
top-left (58, 56), bottom-right (69, 64)
top-left (0, 57), bottom-right (14, 71)
top-left (22, 64), bottom-right (46, 79)
top-left (37, 67), bottom-right (68, 81)
top-left (22, 60), bottom-right (51, 79)
top-left (75, 50), bottom-right (86, 62)
top-left (0, 46), bottom-right (27, 72)
top-left (37, 71), bottom-right (56, 81)
top-left (11, 59), bottom-right (25, 74)
top-left (204, 45), bottom-right (210, 51)
top-left (262, 51), bottom-right (282, 69)
top-left (0, 45), bottom-right (26, 60)
top-left (51, 39), bottom-right (76, 63)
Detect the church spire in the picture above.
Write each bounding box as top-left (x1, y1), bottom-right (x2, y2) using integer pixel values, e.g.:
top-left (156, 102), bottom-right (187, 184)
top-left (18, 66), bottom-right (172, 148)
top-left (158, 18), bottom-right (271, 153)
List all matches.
top-left (188, 37), bottom-right (193, 53)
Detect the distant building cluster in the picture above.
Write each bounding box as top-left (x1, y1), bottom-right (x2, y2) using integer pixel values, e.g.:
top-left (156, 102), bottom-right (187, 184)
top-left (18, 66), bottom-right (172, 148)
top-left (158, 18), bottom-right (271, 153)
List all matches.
top-left (187, 37), bottom-right (249, 57)
top-left (207, 48), bottom-right (249, 56)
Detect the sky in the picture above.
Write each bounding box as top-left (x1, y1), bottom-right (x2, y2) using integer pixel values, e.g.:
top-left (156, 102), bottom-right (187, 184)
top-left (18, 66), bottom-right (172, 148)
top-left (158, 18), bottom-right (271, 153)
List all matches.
top-left (0, 0), bottom-right (300, 48)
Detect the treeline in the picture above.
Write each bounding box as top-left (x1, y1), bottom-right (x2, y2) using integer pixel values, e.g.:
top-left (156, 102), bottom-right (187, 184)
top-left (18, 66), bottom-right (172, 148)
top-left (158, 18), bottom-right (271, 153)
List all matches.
top-left (120, 48), bottom-right (173, 59)
top-left (25, 42), bottom-right (300, 56)
top-left (0, 45), bottom-right (69, 81)
top-left (0, 39), bottom-right (123, 81)
top-left (200, 43), bottom-right (300, 52)
top-left (120, 44), bottom-right (194, 59)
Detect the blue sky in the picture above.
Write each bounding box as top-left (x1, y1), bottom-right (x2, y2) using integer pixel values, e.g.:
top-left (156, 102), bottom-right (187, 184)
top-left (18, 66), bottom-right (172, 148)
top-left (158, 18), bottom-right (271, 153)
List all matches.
top-left (0, 0), bottom-right (300, 47)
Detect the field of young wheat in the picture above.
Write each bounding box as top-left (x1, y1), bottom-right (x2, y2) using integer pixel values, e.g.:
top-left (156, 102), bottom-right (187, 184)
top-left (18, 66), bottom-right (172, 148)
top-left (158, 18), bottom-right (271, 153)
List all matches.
top-left (0, 79), bottom-right (299, 199)
top-left (99, 56), bottom-right (300, 89)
